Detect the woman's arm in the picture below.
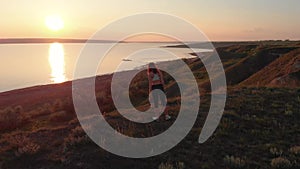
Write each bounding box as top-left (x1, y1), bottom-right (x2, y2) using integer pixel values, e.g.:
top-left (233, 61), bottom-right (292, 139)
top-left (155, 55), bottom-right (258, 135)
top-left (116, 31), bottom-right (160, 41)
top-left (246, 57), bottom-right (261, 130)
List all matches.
top-left (159, 70), bottom-right (165, 86)
top-left (147, 72), bottom-right (152, 93)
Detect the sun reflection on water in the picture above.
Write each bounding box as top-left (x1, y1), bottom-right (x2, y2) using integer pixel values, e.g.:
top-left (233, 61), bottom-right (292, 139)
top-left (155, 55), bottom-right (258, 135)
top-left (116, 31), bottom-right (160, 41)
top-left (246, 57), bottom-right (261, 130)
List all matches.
top-left (49, 43), bottom-right (67, 83)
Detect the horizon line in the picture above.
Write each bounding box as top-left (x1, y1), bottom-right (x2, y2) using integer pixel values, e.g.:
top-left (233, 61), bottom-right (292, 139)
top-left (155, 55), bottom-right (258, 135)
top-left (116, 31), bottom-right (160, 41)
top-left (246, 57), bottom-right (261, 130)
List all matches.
top-left (0, 38), bottom-right (299, 44)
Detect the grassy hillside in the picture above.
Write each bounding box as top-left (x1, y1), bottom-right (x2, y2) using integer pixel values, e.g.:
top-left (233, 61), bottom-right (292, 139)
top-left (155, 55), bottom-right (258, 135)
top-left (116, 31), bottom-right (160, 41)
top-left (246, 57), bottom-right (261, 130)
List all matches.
top-left (222, 46), bottom-right (298, 85)
top-left (0, 87), bottom-right (299, 169)
top-left (240, 49), bottom-right (300, 87)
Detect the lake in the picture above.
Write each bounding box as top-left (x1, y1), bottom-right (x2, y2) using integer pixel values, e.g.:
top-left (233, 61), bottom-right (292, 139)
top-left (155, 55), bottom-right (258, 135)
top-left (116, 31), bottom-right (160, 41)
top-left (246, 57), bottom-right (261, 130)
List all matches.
top-left (0, 42), bottom-right (210, 92)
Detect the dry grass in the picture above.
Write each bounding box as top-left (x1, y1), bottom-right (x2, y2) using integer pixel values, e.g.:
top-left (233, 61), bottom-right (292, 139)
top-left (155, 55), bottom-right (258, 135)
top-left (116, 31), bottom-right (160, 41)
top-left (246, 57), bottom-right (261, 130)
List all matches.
top-left (270, 157), bottom-right (291, 169)
top-left (224, 155), bottom-right (246, 169)
top-left (3, 134), bottom-right (40, 157)
top-left (0, 105), bottom-right (29, 131)
top-left (158, 162), bottom-right (185, 169)
top-left (289, 146), bottom-right (300, 155)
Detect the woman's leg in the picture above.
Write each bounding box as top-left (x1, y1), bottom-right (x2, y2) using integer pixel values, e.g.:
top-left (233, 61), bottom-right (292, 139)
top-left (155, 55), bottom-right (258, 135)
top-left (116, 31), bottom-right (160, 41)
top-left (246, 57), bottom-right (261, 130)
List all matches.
top-left (159, 92), bottom-right (168, 115)
top-left (152, 91), bottom-right (159, 108)
top-left (157, 85), bottom-right (170, 120)
top-left (151, 90), bottom-right (160, 120)
top-left (159, 91), bottom-right (166, 106)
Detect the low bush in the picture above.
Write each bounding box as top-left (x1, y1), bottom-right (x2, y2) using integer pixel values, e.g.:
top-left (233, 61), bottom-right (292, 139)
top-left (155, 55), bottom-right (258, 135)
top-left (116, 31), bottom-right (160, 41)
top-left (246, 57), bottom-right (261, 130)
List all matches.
top-left (5, 134), bottom-right (40, 157)
top-left (49, 111), bottom-right (72, 122)
top-left (224, 155), bottom-right (246, 169)
top-left (289, 146), bottom-right (300, 155)
top-left (270, 157), bottom-right (291, 169)
top-left (63, 126), bottom-right (90, 151)
top-left (270, 147), bottom-right (283, 157)
top-left (0, 106), bottom-right (29, 131)
top-left (158, 161), bottom-right (185, 169)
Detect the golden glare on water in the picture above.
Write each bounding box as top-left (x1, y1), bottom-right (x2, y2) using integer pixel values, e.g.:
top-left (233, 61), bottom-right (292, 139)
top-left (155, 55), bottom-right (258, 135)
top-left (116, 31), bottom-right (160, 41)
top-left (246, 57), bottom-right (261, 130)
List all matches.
top-left (49, 43), bottom-right (67, 83)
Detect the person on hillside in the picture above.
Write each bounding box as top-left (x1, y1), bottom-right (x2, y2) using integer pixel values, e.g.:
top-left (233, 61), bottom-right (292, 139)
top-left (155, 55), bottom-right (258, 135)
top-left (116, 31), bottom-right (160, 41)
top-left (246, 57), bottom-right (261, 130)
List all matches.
top-left (147, 62), bottom-right (171, 121)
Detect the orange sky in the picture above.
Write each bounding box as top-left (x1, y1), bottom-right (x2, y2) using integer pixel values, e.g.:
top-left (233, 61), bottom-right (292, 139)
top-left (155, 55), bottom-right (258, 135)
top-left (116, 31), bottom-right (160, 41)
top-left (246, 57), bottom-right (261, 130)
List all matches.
top-left (0, 0), bottom-right (299, 41)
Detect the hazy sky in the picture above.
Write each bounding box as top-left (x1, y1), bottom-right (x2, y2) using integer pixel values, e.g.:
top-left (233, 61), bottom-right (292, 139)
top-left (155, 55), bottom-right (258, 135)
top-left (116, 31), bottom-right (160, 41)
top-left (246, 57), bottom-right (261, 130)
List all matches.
top-left (0, 0), bottom-right (299, 41)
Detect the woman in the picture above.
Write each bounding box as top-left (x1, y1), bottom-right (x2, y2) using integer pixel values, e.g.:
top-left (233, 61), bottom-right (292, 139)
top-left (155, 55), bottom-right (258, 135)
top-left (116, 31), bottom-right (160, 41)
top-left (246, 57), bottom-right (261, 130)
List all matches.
top-left (147, 62), bottom-right (171, 121)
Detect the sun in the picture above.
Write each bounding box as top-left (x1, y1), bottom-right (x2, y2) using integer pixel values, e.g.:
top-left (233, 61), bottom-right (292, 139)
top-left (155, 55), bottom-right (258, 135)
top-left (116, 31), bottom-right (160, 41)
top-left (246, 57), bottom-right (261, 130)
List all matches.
top-left (45, 15), bottom-right (64, 31)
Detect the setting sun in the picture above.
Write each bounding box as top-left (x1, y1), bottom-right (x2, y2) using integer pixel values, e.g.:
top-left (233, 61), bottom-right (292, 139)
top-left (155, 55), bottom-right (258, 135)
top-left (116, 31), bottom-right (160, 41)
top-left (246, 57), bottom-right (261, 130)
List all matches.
top-left (45, 15), bottom-right (64, 31)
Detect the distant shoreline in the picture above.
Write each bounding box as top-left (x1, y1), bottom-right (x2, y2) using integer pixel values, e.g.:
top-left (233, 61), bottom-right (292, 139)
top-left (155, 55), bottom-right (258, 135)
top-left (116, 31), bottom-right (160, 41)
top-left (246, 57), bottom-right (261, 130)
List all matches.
top-left (0, 38), bottom-right (185, 44)
top-left (1, 38), bottom-right (299, 44)
top-left (0, 38), bottom-right (116, 44)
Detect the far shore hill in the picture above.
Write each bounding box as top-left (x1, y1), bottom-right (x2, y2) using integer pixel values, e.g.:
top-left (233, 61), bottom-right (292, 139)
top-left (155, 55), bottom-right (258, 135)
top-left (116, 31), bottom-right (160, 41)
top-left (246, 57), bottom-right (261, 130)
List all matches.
top-left (1, 38), bottom-right (299, 47)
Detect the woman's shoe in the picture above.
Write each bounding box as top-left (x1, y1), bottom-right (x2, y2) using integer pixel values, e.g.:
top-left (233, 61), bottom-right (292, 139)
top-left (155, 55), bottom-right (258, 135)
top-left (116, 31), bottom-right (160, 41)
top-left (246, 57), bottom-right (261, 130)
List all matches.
top-left (152, 116), bottom-right (159, 121)
top-left (165, 115), bottom-right (171, 121)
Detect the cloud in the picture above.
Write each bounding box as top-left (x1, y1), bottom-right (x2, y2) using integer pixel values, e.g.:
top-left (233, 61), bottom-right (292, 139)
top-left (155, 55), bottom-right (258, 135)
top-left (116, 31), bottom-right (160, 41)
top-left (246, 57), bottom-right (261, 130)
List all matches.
top-left (243, 27), bottom-right (267, 33)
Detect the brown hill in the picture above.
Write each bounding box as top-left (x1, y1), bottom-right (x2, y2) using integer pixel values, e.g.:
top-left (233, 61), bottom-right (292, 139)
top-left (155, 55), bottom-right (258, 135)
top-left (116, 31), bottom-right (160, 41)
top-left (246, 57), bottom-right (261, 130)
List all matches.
top-left (199, 45), bottom-right (299, 90)
top-left (223, 46), bottom-right (298, 85)
top-left (240, 48), bottom-right (300, 88)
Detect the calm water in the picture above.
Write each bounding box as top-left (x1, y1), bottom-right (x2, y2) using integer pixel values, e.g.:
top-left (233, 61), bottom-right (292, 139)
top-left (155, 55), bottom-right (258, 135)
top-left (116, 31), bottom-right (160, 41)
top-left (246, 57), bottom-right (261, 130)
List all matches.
top-left (0, 42), bottom-right (210, 92)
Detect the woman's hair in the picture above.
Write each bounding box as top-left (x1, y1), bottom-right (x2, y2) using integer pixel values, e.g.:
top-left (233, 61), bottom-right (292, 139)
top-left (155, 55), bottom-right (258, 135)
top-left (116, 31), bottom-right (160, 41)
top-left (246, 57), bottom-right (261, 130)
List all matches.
top-left (147, 62), bottom-right (158, 74)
